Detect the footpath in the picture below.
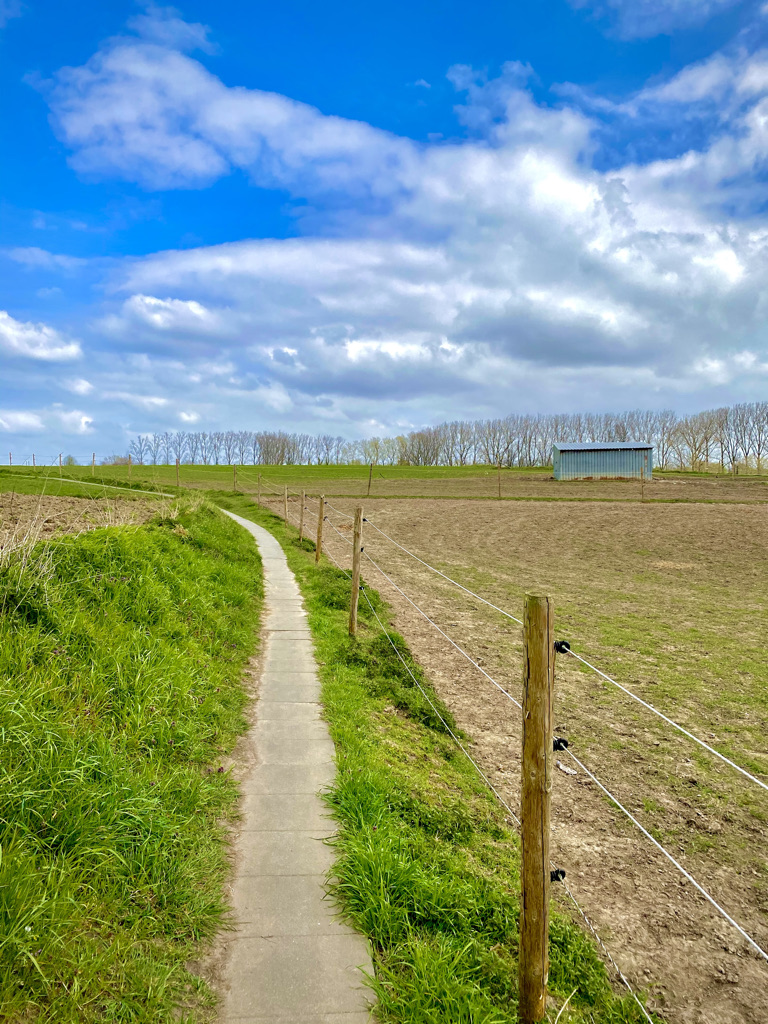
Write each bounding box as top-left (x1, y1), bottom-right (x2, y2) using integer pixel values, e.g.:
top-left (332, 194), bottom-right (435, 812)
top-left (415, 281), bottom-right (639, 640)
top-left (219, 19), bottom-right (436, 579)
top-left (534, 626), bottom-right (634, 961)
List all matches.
top-left (218, 511), bottom-right (373, 1024)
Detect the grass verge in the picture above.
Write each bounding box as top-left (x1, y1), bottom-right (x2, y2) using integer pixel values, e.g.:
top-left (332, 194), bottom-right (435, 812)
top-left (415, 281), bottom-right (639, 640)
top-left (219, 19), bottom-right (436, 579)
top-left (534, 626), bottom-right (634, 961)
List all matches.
top-left (219, 494), bottom-right (657, 1024)
top-left (0, 498), bottom-right (262, 1022)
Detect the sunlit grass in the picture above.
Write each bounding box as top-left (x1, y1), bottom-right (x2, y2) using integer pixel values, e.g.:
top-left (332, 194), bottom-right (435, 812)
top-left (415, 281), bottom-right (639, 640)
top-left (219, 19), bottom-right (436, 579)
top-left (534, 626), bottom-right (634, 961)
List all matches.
top-left (0, 500), bottom-right (262, 1022)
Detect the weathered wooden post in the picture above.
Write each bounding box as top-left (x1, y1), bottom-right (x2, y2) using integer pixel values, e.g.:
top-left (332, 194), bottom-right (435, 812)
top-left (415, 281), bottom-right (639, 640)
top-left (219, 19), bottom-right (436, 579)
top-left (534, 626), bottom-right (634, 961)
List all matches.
top-left (8, 452), bottom-right (11, 466)
top-left (315, 495), bottom-right (325, 563)
top-left (498, 461), bottom-right (502, 499)
top-left (299, 490), bottom-right (306, 543)
top-left (176, 458), bottom-right (180, 488)
top-left (234, 465), bottom-right (238, 491)
top-left (284, 485), bottom-right (288, 522)
top-left (257, 473), bottom-right (261, 506)
top-left (32, 454), bottom-right (36, 468)
top-left (349, 506), bottom-right (363, 636)
top-left (519, 593), bottom-right (555, 1024)
top-left (92, 452), bottom-right (95, 476)
top-left (58, 453), bottom-right (62, 475)
top-left (367, 462), bottom-right (373, 497)
top-left (128, 453), bottom-right (132, 480)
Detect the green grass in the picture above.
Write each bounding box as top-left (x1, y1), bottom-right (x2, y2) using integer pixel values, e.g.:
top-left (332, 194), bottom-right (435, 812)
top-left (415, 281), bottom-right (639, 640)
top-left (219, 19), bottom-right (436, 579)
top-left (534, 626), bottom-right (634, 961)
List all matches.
top-left (218, 494), bottom-right (657, 1024)
top-left (0, 499), bottom-right (263, 1022)
top-left (0, 469), bottom-right (163, 499)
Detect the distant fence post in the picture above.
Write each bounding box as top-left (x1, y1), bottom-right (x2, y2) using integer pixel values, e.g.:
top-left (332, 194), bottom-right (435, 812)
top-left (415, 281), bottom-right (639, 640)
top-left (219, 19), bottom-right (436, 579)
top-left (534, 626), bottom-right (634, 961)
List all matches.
top-left (257, 473), bottom-right (261, 506)
top-left (299, 490), bottom-right (306, 543)
top-left (176, 458), bottom-right (180, 488)
top-left (58, 453), bottom-right (62, 475)
top-left (315, 495), bottom-right (325, 563)
top-left (92, 452), bottom-right (95, 476)
top-left (8, 452), bottom-right (11, 466)
top-left (32, 454), bottom-right (36, 468)
top-left (519, 593), bottom-right (555, 1024)
top-left (128, 454), bottom-right (132, 480)
top-left (498, 461), bottom-right (502, 499)
top-left (284, 485), bottom-right (288, 522)
top-left (367, 462), bottom-right (373, 497)
top-left (234, 465), bottom-right (238, 491)
top-left (349, 506), bottom-right (363, 636)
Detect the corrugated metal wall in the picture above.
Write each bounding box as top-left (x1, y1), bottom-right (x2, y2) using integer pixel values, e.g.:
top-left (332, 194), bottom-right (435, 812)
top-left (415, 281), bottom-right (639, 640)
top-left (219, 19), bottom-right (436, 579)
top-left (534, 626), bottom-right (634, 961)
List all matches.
top-left (554, 448), bottom-right (652, 480)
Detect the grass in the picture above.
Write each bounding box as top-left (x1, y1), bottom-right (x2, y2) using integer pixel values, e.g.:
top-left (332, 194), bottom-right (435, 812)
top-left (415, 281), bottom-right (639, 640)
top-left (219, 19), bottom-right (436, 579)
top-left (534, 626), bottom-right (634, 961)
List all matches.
top-left (218, 493), bottom-right (657, 1024)
top-left (0, 498), bottom-right (263, 1022)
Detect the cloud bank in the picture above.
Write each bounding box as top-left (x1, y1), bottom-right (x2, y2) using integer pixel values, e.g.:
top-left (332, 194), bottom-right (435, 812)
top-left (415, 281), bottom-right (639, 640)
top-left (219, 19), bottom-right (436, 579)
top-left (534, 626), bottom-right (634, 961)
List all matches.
top-left (7, 6), bottom-right (768, 448)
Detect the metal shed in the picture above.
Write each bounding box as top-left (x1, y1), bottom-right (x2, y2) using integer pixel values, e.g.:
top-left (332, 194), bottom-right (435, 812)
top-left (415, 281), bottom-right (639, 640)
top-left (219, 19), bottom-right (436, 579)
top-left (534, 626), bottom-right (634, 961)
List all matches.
top-left (552, 442), bottom-right (653, 480)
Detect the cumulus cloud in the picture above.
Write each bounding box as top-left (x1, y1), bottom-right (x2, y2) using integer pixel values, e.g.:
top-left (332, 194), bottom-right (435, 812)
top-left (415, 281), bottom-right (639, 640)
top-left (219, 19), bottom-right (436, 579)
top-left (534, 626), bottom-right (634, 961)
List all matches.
top-left (63, 377), bottom-right (94, 395)
top-left (0, 310), bottom-right (81, 360)
top-left (0, 411), bottom-right (44, 432)
top-left (17, 8), bottom-right (768, 441)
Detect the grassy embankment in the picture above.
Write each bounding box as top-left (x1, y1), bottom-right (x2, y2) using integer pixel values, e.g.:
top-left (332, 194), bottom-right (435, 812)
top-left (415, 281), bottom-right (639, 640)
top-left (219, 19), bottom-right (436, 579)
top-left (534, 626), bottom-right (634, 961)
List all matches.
top-left (219, 493), bottom-right (656, 1024)
top-left (0, 499), bottom-right (262, 1022)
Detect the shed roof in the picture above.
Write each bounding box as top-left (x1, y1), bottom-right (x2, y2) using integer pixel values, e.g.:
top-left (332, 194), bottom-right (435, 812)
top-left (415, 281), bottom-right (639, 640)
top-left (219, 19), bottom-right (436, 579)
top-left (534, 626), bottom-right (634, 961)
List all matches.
top-left (552, 442), bottom-right (653, 451)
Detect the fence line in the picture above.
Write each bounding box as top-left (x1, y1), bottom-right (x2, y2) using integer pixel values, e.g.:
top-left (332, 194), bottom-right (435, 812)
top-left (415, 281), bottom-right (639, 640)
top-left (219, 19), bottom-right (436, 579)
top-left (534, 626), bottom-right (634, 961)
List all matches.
top-left (563, 746), bottom-right (768, 962)
top-left (257, 488), bottom-right (767, 1013)
top-left (358, 510), bottom-right (766, 795)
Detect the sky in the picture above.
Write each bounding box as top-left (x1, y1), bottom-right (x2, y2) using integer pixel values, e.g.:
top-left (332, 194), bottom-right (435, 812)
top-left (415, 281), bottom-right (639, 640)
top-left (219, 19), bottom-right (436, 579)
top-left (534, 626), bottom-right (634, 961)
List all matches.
top-left (2, 0), bottom-right (768, 458)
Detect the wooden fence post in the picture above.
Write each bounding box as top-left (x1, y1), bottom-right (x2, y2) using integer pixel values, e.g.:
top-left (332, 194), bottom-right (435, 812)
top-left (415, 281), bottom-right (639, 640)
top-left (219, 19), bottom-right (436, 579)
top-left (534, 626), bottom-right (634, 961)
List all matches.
top-left (349, 506), bottom-right (363, 636)
top-left (299, 490), bottom-right (305, 543)
top-left (257, 473), bottom-right (261, 506)
top-left (367, 462), bottom-right (373, 497)
top-left (32, 454), bottom-right (36, 468)
top-left (315, 495), bottom-right (324, 563)
top-left (519, 593), bottom-right (555, 1024)
top-left (92, 452), bottom-right (95, 476)
top-left (176, 458), bottom-right (180, 488)
top-left (284, 485), bottom-right (288, 522)
top-left (234, 465), bottom-right (238, 491)
top-left (58, 453), bottom-right (62, 474)
top-left (128, 454), bottom-right (132, 480)
top-left (498, 461), bottom-right (502, 499)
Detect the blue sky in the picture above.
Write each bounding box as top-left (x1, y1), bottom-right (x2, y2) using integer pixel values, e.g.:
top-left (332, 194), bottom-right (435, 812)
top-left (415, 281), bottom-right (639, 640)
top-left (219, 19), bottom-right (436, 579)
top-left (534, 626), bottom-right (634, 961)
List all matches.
top-left (2, 0), bottom-right (768, 458)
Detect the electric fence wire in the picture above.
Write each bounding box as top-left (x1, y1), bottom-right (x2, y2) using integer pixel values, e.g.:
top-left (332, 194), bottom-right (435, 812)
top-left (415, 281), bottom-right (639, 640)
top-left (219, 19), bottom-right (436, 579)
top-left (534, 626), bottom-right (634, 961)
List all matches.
top-left (358, 584), bottom-right (520, 826)
top-left (276, 496), bottom-right (656, 1019)
top-left (566, 651), bottom-right (768, 794)
top-left (323, 500), bottom-right (354, 520)
top-left (361, 548), bottom-right (522, 709)
top-left (359, 514), bottom-right (766, 796)
top-left (362, 515), bottom-right (523, 625)
top-left (358, 579), bottom-right (655, 1019)
top-left (563, 746), bottom-right (768, 964)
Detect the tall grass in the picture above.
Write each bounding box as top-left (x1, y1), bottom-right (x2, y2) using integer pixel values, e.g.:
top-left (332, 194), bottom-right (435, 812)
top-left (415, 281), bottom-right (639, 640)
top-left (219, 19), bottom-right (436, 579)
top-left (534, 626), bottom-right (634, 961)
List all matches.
top-left (0, 500), bottom-right (262, 1022)
top-left (218, 495), bottom-right (657, 1024)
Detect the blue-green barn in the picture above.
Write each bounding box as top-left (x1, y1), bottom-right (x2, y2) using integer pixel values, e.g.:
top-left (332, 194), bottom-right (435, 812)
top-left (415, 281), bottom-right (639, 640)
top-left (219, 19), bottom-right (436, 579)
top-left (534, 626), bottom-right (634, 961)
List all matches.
top-left (552, 442), bottom-right (653, 480)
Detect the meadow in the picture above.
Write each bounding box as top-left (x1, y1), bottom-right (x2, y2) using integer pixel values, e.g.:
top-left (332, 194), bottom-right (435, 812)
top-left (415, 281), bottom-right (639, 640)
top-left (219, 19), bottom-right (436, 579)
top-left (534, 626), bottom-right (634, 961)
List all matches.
top-left (1, 464), bottom-right (766, 1022)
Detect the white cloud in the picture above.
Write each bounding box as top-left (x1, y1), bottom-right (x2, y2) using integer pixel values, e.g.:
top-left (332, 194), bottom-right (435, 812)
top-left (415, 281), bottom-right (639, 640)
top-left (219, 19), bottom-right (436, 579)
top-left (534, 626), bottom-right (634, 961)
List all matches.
top-left (7, 247), bottom-right (85, 272)
top-left (568, 0), bottom-right (741, 39)
top-left (54, 409), bottom-right (94, 434)
top-left (14, 11), bottom-right (768, 444)
top-left (0, 411), bottom-right (44, 432)
top-left (64, 377), bottom-right (94, 395)
top-left (0, 310), bottom-right (81, 361)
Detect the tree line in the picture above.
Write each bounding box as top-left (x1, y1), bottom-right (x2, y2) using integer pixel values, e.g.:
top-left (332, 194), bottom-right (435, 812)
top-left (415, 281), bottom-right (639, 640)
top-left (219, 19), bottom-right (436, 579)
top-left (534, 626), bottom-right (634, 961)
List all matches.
top-left (125, 403), bottom-right (768, 472)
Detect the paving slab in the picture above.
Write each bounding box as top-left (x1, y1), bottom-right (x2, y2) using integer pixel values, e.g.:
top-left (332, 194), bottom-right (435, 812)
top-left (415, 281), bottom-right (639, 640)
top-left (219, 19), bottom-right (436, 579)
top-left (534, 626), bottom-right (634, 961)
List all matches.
top-left (219, 510), bottom-right (374, 1024)
top-left (240, 762), bottom-right (336, 795)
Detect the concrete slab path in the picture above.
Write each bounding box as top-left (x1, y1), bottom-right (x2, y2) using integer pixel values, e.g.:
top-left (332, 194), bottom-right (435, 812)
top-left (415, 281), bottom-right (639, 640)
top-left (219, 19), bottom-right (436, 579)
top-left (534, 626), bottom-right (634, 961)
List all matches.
top-left (219, 510), bottom-right (374, 1024)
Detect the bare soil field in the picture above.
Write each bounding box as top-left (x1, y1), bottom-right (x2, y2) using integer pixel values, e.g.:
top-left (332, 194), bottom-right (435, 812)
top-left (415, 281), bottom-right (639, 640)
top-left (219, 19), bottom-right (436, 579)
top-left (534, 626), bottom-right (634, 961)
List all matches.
top-left (305, 494), bottom-right (768, 1024)
top-left (0, 493), bottom-right (158, 552)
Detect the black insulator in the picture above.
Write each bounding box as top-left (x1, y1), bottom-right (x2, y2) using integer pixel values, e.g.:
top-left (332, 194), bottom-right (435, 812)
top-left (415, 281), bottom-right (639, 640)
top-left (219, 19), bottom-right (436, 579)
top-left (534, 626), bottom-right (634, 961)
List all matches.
top-left (554, 640), bottom-right (571, 654)
top-left (550, 868), bottom-right (566, 883)
top-left (553, 737), bottom-right (569, 751)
